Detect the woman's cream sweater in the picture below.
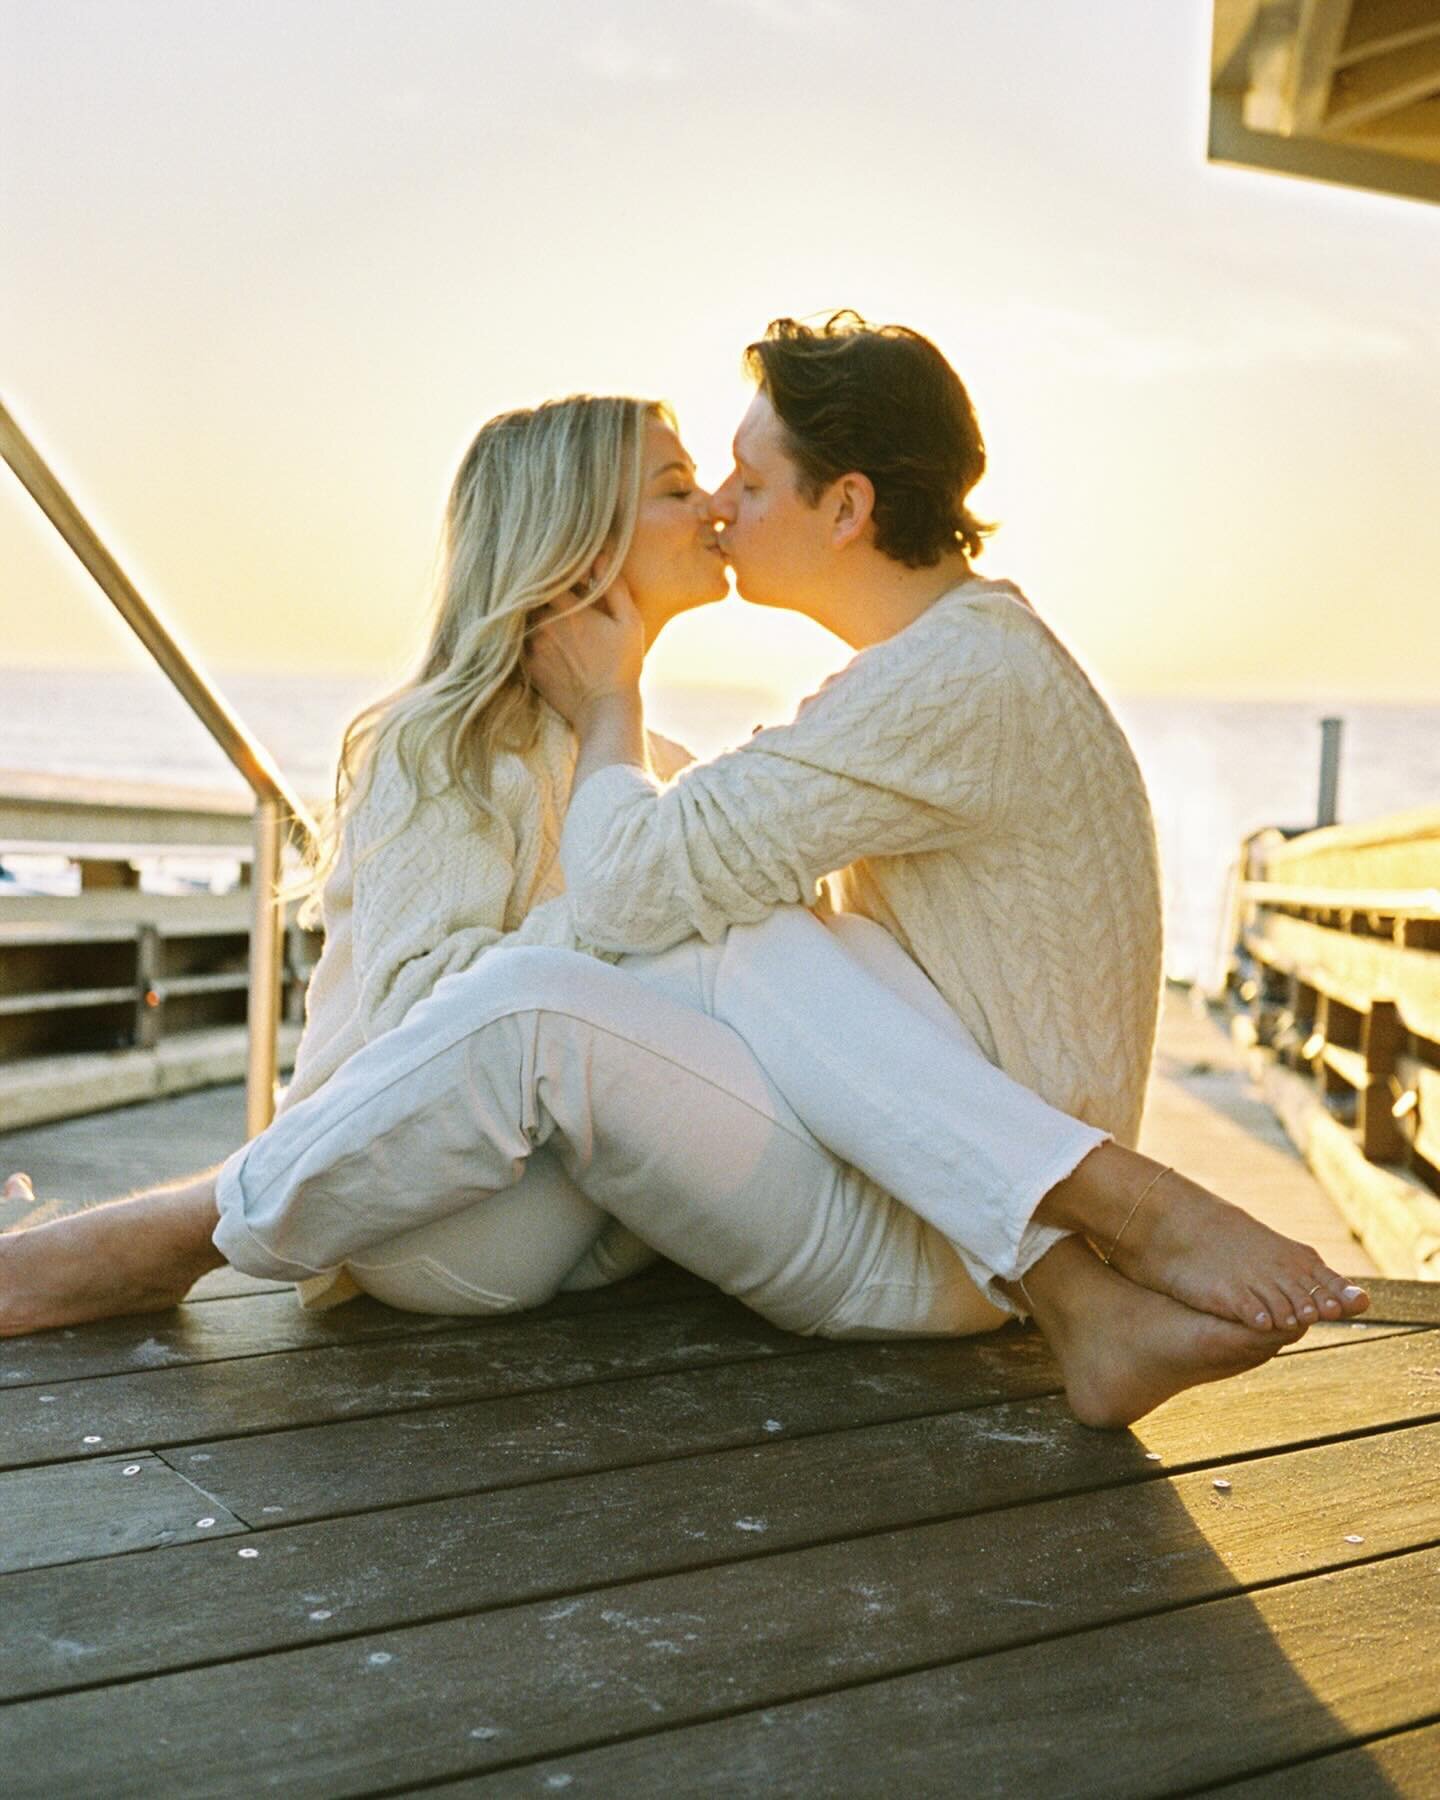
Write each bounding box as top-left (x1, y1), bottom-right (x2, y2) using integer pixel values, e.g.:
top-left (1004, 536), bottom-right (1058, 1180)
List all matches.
top-left (558, 577), bottom-right (1165, 1149)
top-left (281, 710), bottom-right (692, 1116)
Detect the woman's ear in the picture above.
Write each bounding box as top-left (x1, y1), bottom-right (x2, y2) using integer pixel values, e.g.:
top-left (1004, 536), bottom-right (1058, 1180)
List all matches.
top-left (831, 472), bottom-right (875, 550)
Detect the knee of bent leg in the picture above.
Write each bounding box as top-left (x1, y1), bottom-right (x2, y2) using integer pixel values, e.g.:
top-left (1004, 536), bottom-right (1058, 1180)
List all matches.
top-left (450, 945), bottom-right (610, 1017)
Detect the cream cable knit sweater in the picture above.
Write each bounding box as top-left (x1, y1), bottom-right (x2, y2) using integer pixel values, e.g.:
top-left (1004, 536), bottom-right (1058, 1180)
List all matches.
top-left (559, 576), bottom-right (1164, 1149)
top-left (280, 710), bottom-right (693, 1116)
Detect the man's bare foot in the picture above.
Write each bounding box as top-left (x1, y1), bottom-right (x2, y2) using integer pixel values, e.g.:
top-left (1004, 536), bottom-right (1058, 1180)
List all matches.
top-left (0, 1179), bottom-right (224, 1337)
top-left (1013, 1235), bottom-right (1296, 1429)
top-left (1038, 1146), bottom-right (1369, 1335)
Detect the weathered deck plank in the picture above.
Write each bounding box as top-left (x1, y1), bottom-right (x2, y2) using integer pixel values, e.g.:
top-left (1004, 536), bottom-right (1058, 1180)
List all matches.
top-left (0, 1264), bottom-right (708, 1388)
top-left (4, 1483), bottom-right (1436, 1798)
top-left (5, 1397), bottom-right (1434, 1706)
top-left (453, 1545), bottom-right (1440, 1799)
top-left (107, 1323), bottom-right (1434, 1530)
top-left (0, 1296), bottom-right (827, 1470)
top-left (1, 1452), bottom-right (246, 1576)
top-left (1213, 1719), bottom-right (1440, 1796)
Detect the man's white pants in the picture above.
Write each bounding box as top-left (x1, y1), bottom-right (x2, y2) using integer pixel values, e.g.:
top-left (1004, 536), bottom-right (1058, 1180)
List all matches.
top-left (214, 908), bottom-right (1105, 1338)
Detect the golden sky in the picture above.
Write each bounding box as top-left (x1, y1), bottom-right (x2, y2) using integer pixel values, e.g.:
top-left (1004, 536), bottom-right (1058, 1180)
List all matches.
top-left (2, 0), bottom-right (1438, 712)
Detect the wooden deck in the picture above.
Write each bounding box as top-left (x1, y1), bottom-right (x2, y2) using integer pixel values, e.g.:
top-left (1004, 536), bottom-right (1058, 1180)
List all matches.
top-left (3, 1001), bottom-right (1438, 1794)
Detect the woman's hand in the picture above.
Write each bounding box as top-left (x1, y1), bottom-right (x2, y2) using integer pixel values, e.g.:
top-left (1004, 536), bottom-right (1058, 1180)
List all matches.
top-left (526, 575), bottom-right (645, 728)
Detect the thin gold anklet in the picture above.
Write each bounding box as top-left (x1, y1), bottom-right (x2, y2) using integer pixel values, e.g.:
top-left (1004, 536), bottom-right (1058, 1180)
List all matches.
top-left (1099, 1165), bottom-right (1172, 1266)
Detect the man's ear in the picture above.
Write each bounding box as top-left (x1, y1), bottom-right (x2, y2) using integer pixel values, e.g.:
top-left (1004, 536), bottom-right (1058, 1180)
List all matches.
top-left (830, 472), bottom-right (875, 550)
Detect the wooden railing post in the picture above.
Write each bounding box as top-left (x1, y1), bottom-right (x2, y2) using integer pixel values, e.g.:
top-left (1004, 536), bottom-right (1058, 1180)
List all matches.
top-left (246, 798), bottom-right (285, 1136)
top-left (134, 924), bottom-right (161, 1052)
top-left (1360, 999), bottom-right (1406, 1164)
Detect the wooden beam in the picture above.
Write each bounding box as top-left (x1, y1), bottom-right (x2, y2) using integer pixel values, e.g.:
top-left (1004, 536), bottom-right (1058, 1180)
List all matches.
top-left (1325, 33), bottom-right (1440, 129)
top-left (1292, 0), bottom-right (1358, 131)
top-left (1243, 2), bottom-right (1306, 132)
top-left (1342, 92), bottom-right (1440, 157)
top-left (1214, 0), bottom-right (1267, 86)
top-left (1339, 0), bottom-right (1440, 67)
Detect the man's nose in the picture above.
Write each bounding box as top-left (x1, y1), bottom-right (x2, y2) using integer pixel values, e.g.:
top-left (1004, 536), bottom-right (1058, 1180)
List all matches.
top-left (710, 476), bottom-right (738, 525)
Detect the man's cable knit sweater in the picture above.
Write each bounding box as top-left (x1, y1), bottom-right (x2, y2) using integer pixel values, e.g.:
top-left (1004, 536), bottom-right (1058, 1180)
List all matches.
top-left (558, 576), bottom-right (1165, 1150)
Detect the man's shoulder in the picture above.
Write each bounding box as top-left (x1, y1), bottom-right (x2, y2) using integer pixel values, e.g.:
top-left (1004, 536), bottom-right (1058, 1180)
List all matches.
top-left (861, 576), bottom-right (1046, 684)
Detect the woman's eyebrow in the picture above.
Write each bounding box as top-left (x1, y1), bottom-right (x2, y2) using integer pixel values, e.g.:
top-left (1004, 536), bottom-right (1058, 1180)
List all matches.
top-left (650, 459), bottom-right (695, 481)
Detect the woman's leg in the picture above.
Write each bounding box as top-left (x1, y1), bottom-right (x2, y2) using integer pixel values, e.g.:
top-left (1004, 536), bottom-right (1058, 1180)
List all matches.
top-left (705, 907), bottom-right (1368, 1334)
top-left (343, 1147), bottom-right (653, 1315)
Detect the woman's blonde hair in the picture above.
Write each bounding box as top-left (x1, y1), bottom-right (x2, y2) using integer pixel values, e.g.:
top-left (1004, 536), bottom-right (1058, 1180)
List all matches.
top-left (298, 393), bottom-right (667, 920)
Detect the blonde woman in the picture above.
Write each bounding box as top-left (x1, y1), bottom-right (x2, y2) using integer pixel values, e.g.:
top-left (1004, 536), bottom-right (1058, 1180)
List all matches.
top-left (3, 387), bottom-right (1365, 1428)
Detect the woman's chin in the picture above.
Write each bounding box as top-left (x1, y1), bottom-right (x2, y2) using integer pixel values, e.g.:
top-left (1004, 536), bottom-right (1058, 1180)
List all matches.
top-left (683, 575), bottom-right (731, 611)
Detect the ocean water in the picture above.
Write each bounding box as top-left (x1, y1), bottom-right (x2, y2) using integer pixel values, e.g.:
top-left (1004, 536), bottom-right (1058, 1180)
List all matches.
top-left (1, 666), bottom-right (1436, 986)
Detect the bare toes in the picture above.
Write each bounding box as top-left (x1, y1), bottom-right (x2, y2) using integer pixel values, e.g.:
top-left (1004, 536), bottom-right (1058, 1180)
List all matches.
top-left (1278, 1275), bottom-right (1321, 1325)
top-left (1257, 1279), bottom-right (1301, 1331)
top-left (1313, 1265), bottom-right (1368, 1316)
top-left (1338, 1277), bottom-right (1370, 1316)
top-left (3, 1173), bottom-right (36, 1203)
top-left (1243, 1284), bottom-right (1277, 1333)
top-left (1310, 1271), bottom-right (1349, 1318)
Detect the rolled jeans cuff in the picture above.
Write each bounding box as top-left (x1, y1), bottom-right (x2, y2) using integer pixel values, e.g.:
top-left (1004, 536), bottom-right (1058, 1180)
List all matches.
top-left (213, 1143), bottom-right (333, 1283)
top-left (958, 1126), bottom-right (1111, 1316)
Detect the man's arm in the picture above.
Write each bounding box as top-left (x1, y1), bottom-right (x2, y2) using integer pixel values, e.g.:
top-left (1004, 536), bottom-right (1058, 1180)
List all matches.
top-left (556, 609), bottom-right (1016, 954)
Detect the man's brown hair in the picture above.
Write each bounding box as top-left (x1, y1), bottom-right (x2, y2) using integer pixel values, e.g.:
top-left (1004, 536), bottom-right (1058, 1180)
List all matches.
top-left (743, 311), bottom-right (993, 569)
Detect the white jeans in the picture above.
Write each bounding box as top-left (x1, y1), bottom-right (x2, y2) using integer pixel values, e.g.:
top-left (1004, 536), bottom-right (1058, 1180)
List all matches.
top-left (214, 908), bottom-right (1105, 1337)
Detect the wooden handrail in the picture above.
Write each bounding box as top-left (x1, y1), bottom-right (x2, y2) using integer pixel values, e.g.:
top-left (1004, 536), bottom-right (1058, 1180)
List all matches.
top-left (0, 396), bottom-right (317, 1132)
top-left (0, 401), bottom-right (315, 835)
top-left (1242, 881), bottom-right (1440, 918)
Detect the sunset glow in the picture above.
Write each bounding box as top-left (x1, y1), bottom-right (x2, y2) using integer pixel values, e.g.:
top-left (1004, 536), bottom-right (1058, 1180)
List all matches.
top-left (3, 0), bottom-right (1437, 719)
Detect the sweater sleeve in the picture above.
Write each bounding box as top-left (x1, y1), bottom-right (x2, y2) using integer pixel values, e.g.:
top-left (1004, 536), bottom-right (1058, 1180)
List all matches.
top-left (559, 603), bottom-right (1014, 953)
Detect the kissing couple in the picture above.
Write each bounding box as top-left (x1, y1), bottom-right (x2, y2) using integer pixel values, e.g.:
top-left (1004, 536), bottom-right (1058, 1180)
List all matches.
top-left (1, 312), bottom-right (1368, 1428)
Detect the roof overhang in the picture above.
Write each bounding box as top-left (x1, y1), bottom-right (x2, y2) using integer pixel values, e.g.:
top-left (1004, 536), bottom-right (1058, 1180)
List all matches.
top-left (1210, 0), bottom-right (1440, 204)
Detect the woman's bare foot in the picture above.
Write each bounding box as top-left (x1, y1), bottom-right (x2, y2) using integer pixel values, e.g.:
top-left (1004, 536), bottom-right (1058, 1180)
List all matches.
top-left (1011, 1234), bottom-right (1296, 1430)
top-left (0, 1176), bottom-right (224, 1337)
top-left (1037, 1146), bottom-right (1369, 1335)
